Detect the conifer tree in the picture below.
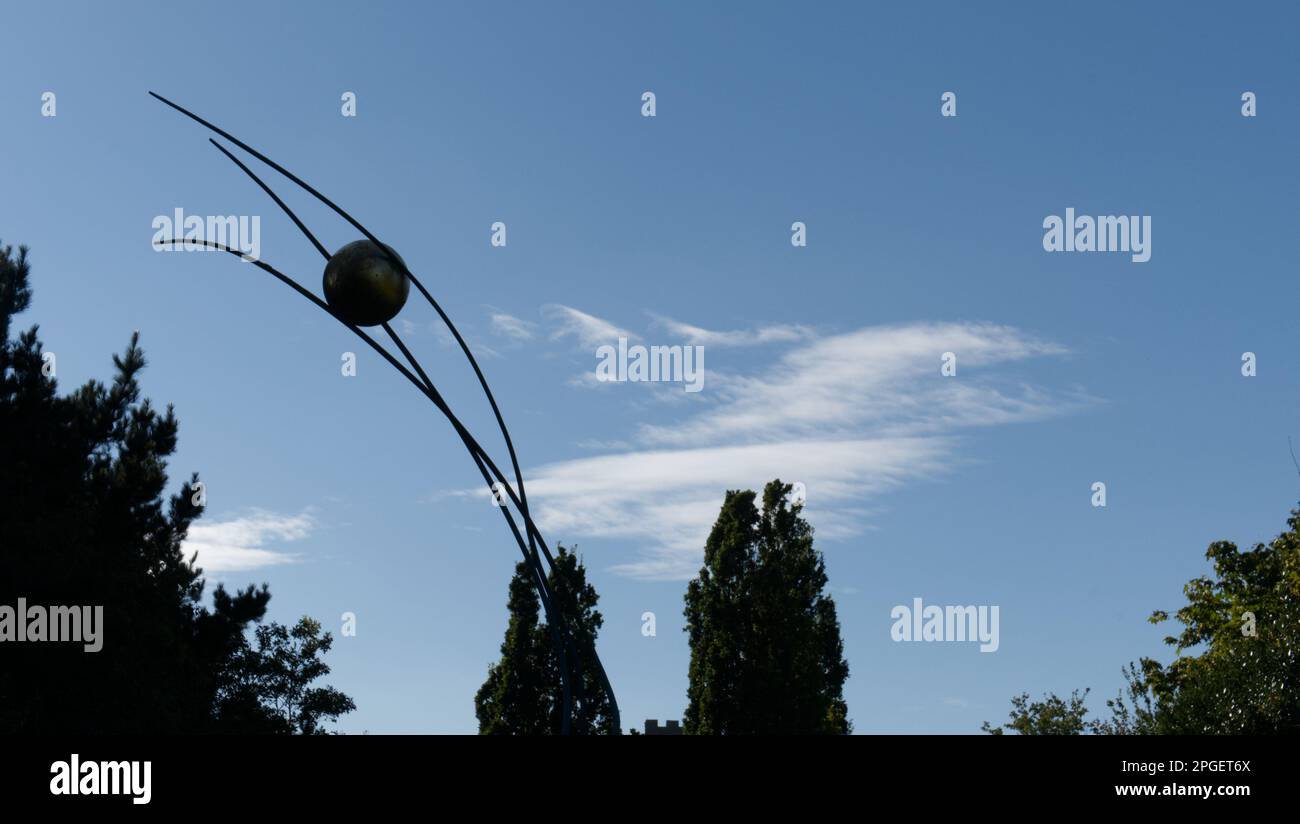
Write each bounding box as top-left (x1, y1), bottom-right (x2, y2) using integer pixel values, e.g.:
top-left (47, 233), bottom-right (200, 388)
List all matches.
top-left (0, 241), bottom-right (352, 733)
top-left (684, 479), bottom-right (851, 734)
top-left (476, 547), bottom-right (614, 734)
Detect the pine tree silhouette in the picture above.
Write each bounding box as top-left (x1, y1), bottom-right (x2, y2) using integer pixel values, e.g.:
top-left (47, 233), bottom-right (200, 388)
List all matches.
top-left (0, 241), bottom-right (353, 733)
top-left (476, 547), bottom-right (614, 734)
top-left (684, 479), bottom-right (851, 734)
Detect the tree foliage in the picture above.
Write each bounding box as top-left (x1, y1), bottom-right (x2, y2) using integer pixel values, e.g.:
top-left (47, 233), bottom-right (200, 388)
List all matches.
top-left (475, 547), bottom-right (614, 734)
top-left (1127, 506), bottom-right (1300, 733)
top-left (0, 242), bottom-right (352, 733)
top-left (684, 479), bottom-right (850, 734)
top-left (986, 505), bottom-right (1300, 734)
top-left (981, 690), bottom-right (1091, 735)
top-left (216, 616), bottom-right (356, 734)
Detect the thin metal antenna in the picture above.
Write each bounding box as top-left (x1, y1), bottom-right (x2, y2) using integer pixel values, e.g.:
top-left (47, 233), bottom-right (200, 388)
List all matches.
top-left (208, 139), bottom-right (330, 261)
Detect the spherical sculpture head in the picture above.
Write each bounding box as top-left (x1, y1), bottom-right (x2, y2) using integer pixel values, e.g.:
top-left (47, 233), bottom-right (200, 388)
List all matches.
top-left (322, 239), bottom-right (411, 327)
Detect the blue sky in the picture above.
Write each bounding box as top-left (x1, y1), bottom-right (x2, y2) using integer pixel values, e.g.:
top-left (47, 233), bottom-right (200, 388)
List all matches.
top-left (2, 1), bottom-right (1298, 733)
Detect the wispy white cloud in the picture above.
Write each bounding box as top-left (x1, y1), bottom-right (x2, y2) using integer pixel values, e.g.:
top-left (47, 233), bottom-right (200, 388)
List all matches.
top-left (488, 310), bottom-right (537, 341)
top-left (528, 437), bottom-right (954, 580)
top-left (182, 509), bottom-right (315, 573)
top-left (637, 322), bottom-right (1074, 447)
top-left (514, 320), bottom-right (1087, 580)
top-left (542, 304), bottom-right (635, 348)
top-left (650, 314), bottom-right (815, 347)
top-left (423, 321), bottom-right (502, 359)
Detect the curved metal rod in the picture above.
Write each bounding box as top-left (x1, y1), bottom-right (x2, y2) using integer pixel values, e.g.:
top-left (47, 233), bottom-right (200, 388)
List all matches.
top-left (380, 322), bottom-right (588, 726)
top-left (200, 138), bottom-right (560, 602)
top-left (202, 138), bottom-right (570, 657)
top-left (158, 238), bottom-right (613, 731)
top-left (149, 90), bottom-right (618, 728)
top-left (194, 132), bottom-right (591, 728)
top-left (150, 92), bottom-right (540, 572)
top-left (145, 85), bottom-right (621, 728)
top-left (159, 242), bottom-right (527, 536)
top-left (208, 138), bottom-right (330, 261)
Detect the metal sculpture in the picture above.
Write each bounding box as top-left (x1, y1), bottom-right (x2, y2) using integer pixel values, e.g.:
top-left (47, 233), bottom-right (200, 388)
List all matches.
top-left (150, 92), bottom-right (618, 734)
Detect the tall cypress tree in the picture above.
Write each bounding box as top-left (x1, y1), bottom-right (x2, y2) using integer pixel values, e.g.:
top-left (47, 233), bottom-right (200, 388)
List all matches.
top-left (475, 560), bottom-right (552, 734)
top-left (684, 479), bottom-right (851, 734)
top-left (475, 546), bottom-right (614, 734)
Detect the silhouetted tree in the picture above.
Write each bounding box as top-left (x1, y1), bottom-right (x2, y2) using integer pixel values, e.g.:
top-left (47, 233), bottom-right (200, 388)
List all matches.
top-left (1089, 663), bottom-right (1158, 735)
top-left (475, 560), bottom-right (551, 734)
top-left (981, 690), bottom-right (1091, 735)
top-left (987, 505), bottom-right (1300, 734)
top-left (476, 546), bottom-right (614, 734)
top-left (215, 616), bottom-right (355, 734)
top-left (1125, 505), bottom-right (1300, 733)
top-left (0, 241), bottom-right (352, 733)
top-left (684, 479), bottom-right (851, 734)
